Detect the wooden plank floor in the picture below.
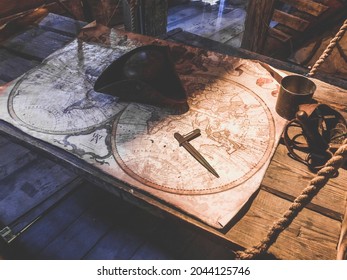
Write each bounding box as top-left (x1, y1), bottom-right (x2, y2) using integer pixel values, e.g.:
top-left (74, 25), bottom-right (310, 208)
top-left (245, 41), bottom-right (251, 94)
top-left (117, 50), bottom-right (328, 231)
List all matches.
top-left (0, 5), bottom-right (346, 259)
top-left (2, 5), bottom-right (345, 260)
top-left (0, 11), bottom-right (240, 260)
top-left (167, 0), bottom-right (247, 48)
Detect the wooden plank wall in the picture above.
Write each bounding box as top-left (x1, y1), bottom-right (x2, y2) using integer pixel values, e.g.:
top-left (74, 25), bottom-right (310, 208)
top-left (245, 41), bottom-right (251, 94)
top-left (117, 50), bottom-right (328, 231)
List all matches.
top-left (242, 0), bottom-right (347, 59)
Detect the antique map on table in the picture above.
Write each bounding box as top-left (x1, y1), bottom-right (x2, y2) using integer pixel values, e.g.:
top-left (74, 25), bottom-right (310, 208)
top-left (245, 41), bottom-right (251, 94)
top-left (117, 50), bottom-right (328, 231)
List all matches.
top-left (0, 27), bottom-right (287, 228)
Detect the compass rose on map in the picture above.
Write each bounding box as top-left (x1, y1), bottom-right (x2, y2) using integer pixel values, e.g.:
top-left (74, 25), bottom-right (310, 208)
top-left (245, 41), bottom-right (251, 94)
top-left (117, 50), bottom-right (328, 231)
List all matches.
top-left (112, 74), bottom-right (275, 195)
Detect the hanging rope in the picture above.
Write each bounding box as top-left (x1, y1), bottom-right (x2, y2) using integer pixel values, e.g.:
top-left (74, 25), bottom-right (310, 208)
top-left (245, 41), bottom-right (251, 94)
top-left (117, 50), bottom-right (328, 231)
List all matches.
top-left (235, 16), bottom-right (347, 260)
top-left (127, 0), bottom-right (139, 32)
top-left (308, 18), bottom-right (347, 77)
top-left (236, 139), bottom-right (347, 260)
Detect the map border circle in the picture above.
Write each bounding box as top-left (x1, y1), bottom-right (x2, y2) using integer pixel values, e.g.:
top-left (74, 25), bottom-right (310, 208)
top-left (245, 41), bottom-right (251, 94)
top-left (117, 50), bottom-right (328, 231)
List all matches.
top-left (111, 75), bottom-right (276, 195)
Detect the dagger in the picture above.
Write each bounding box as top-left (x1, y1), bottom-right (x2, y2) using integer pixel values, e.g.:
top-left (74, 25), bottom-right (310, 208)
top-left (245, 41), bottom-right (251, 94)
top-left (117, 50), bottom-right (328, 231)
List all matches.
top-left (174, 129), bottom-right (220, 178)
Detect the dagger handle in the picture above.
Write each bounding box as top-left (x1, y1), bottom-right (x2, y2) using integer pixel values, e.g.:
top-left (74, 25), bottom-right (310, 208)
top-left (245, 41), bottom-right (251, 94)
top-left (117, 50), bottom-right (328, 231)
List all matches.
top-left (174, 129), bottom-right (201, 145)
top-left (174, 132), bottom-right (185, 146)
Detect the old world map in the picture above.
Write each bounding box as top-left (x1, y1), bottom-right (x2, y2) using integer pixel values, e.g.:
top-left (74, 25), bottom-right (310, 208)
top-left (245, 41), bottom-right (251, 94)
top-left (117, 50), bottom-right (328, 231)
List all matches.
top-left (112, 74), bottom-right (275, 194)
top-left (0, 32), bottom-right (286, 228)
top-left (7, 41), bottom-right (131, 134)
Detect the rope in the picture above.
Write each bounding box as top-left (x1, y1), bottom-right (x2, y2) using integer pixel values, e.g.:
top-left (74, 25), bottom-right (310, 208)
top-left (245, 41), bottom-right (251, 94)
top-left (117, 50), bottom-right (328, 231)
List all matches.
top-left (128, 0), bottom-right (138, 32)
top-left (308, 18), bottom-right (347, 77)
top-left (236, 139), bottom-right (347, 260)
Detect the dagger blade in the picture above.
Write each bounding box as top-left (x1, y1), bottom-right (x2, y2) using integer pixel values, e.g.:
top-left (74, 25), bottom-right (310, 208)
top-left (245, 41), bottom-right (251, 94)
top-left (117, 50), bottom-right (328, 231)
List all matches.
top-left (174, 131), bottom-right (219, 178)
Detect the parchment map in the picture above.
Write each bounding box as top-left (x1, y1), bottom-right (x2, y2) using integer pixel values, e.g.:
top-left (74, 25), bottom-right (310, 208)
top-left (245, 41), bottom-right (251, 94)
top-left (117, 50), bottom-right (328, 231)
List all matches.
top-left (112, 74), bottom-right (275, 194)
top-left (7, 42), bottom-right (134, 135)
top-left (0, 32), bottom-right (286, 228)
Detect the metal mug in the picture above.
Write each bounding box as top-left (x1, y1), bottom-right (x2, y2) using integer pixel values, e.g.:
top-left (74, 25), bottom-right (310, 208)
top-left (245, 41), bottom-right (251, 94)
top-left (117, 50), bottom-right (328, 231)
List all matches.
top-left (275, 75), bottom-right (316, 120)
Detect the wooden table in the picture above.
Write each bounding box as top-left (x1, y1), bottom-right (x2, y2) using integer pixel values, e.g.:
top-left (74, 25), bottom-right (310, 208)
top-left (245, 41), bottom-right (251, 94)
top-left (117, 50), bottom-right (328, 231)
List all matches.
top-left (1, 13), bottom-right (346, 260)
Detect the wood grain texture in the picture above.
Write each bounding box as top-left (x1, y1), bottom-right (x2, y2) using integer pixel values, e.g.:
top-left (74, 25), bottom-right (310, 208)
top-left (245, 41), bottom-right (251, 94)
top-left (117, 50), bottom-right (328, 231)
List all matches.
top-left (273, 9), bottom-right (310, 32)
top-left (0, 1), bottom-right (82, 23)
top-left (1, 13), bottom-right (346, 260)
top-left (337, 202), bottom-right (347, 259)
top-left (268, 27), bottom-right (292, 42)
top-left (0, 0), bottom-right (55, 18)
top-left (281, 0), bottom-right (329, 17)
top-left (168, 6), bottom-right (218, 31)
top-left (122, 0), bottom-right (168, 36)
top-left (167, 5), bottom-right (203, 30)
top-left (225, 190), bottom-right (341, 259)
top-left (143, 0), bottom-right (168, 36)
top-left (0, 141), bottom-right (38, 181)
top-left (83, 208), bottom-right (160, 259)
top-left (181, 233), bottom-right (236, 260)
top-left (0, 48), bottom-right (40, 81)
top-left (313, 78), bottom-right (347, 113)
top-left (82, 0), bottom-right (123, 25)
top-left (0, 7), bottom-right (50, 42)
top-left (241, 0), bottom-right (276, 53)
top-left (1, 27), bottom-right (73, 61)
top-left (0, 158), bottom-right (77, 225)
top-left (38, 13), bottom-right (87, 36)
top-left (8, 182), bottom-right (102, 258)
top-left (8, 177), bottom-right (82, 236)
top-left (190, 8), bottom-right (245, 39)
top-left (37, 203), bottom-right (115, 259)
top-left (262, 143), bottom-right (347, 220)
top-left (0, 135), bottom-right (10, 146)
top-left (37, 184), bottom-right (162, 260)
top-left (208, 16), bottom-right (245, 44)
top-left (167, 2), bottom-right (246, 48)
top-left (224, 31), bottom-right (244, 48)
top-left (130, 219), bottom-right (196, 260)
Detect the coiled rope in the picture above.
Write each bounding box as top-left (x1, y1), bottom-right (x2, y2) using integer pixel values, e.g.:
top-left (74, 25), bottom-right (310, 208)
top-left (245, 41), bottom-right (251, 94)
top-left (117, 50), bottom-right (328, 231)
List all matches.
top-left (237, 18), bottom-right (347, 259)
top-left (236, 139), bottom-right (347, 259)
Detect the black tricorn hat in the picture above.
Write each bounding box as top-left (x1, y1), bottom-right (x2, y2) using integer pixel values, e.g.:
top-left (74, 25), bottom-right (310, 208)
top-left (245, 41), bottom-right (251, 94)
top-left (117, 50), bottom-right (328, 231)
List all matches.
top-left (94, 45), bottom-right (187, 106)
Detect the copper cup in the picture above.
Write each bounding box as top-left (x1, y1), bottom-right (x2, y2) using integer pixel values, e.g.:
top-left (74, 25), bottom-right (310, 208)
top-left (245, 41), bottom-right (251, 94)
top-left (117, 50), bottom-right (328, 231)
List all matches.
top-left (275, 75), bottom-right (316, 120)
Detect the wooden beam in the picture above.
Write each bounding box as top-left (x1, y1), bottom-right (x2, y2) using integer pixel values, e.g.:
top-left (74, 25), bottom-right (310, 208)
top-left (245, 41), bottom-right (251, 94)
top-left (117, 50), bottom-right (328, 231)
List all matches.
top-left (0, 0), bottom-right (66, 18)
top-left (81, 0), bottom-right (123, 26)
top-left (241, 0), bottom-right (277, 54)
top-left (1, 27), bottom-right (74, 61)
top-left (337, 205), bottom-right (347, 259)
top-left (142, 0), bottom-right (168, 36)
top-left (280, 0), bottom-right (329, 17)
top-left (273, 9), bottom-right (310, 31)
top-left (122, 0), bottom-right (168, 36)
top-left (267, 26), bottom-right (292, 42)
top-left (0, 0), bottom-right (85, 21)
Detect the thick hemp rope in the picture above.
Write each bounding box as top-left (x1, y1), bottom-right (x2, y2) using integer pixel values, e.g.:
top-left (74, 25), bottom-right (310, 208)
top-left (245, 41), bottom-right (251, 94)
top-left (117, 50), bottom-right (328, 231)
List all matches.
top-left (308, 18), bottom-right (347, 77)
top-left (235, 17), bottom-right (347, 260)
top-left (236, 139), bottom-right (347, 259)
top-left (128, 0), bottom-right (138, 32)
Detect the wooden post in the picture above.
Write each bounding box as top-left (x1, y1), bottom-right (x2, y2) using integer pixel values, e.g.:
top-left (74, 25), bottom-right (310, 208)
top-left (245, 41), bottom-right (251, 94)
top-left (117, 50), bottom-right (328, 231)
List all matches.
top-left (241, 0), bottom-right (277, 54)
top-left (122, 0), bottom-right (168, 36)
